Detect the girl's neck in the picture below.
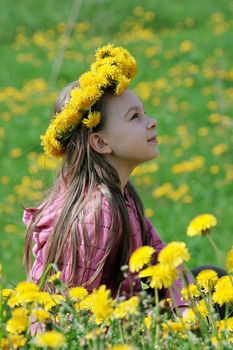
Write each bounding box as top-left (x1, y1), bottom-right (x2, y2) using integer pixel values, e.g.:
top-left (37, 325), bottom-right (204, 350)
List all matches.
top-left (103, 155), bottom-right (139, 194)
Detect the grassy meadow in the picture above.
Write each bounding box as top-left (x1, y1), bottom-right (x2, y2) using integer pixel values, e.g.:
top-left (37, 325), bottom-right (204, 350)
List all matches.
top-left (0, 0), bottom-right (233, 287)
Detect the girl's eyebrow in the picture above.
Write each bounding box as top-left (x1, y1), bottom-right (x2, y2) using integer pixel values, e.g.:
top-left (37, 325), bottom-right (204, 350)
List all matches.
top-left (123, 105), bottom-right (143, 118)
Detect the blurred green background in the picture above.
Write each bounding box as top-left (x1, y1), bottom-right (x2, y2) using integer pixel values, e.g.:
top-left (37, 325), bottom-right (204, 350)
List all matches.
top-left (0, 0), bottom-right (233, 286)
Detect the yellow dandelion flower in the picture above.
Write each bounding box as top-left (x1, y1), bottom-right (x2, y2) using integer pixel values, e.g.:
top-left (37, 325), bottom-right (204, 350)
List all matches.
top-left (181, 284), bottom-right (200, 301)
top-left (95, 43), bottom-right (115, 60)
top-left (129, 246), bottom-right (155, 272)
top-left (12, 307), bottom-right (29, 318)
top-left (2, 334), bottom-right (26, 349)
top-left (32, 309), bottom-right (51, 323)
top-left (196, 299), bottom-right (209, 318)
top-left (18, 290), bottom-right (39, 304)
top-left (7, 294), bottom-right (21, 308)
top-left (211, 336), bottom-right (219, 347)
top-left (179, 40), bottom-right (193, 53)
top-left (182, 309), bottom-right (198, 327)
top-left (115, 76), bottom-right (131, 95)
top-left (144, 314), bottom-right (152, 329)
top-left (226, 246), bottom-right (233, 273)
top-left (158, 241), bottom-right (190, 267)
top-left (48, 271), bottom-right (61, 283)
top-left (89, 285), bottom-right (114, 324)
top-left (108, 345), bottom-right (136, 350)
top-left (36, 292), bottom-right (64, 311)
top-left (217, 317), bottom-right (233, 332)
top-left (0, 338), bottom-right (8, 349)
top-left (85, 327), bottom-right (107, 340)
top-left (196, 269), bottom-right (218, 293)
top-left (75, 294), bottom-right (93, 312)
top-left (213, 276), bottom-right (233, 306)
top-left (69, 286), bottom-right (88, 301)
top-left (82, 111), bottom-right (101, 128)
top-left (16, 281), bottom-right (39, 293)
top-left (162, 319), bottom-right (186, 336)
top-left (34, 331), bottom-right (65, 348)
top-left (113, 296), bottom-right (139, 319)
top-left (139, 263), bottom-right (177, 289)
top-left (6, 315), bottom-right (29, 334)
top-left (1, 288), bottom-right (15, 299)
top-left (187, 214), bottom-right (217, 237)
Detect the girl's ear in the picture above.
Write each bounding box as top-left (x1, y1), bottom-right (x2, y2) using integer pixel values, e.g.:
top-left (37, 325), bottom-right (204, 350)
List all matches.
top-left (88, 133), bottom-right (112, 154)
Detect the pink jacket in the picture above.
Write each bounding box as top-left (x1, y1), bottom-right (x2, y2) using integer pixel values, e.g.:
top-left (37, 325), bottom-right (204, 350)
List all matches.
top-left (23, 186), bottom-right (188, 307)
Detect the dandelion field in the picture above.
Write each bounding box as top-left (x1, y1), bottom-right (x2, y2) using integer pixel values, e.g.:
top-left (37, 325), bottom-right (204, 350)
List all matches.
top-left (1, 230), bottom-right (233, 349)
top-left (0, 0), bottom-right (233, 293)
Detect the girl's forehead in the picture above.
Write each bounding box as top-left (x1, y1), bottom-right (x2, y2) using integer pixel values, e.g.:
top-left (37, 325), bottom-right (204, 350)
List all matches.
top-left (105, 89), bottom-right (143, 117)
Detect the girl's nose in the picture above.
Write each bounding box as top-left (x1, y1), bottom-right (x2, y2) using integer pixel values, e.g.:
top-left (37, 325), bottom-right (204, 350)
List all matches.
top-left (147, 117), bottom-right (157, 129)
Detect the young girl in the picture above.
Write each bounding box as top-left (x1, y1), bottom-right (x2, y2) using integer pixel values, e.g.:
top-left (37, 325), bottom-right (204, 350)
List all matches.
top-left (23, 44), bottom-right (190, 309)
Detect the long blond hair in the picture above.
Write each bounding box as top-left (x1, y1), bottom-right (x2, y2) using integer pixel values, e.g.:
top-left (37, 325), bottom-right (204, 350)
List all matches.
top-left (24, 82), bottom-right (148, 290)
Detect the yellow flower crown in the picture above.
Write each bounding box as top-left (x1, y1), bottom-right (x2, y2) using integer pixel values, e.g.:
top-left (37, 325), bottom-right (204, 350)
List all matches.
top-left (41, 44), bottom-right (137, 157)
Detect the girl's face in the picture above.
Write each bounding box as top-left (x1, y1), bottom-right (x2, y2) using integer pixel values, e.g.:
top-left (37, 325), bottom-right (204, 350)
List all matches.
top-left (99, 89), bottom-right (159, 169)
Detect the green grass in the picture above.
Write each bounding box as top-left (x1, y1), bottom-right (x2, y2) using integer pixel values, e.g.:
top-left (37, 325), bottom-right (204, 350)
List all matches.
top-left (0, 0), bottom-right (233, 286)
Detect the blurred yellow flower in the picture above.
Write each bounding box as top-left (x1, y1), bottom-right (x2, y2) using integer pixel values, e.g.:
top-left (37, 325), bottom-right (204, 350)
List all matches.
top-left (69, 286), bottom-right (88, 301)
top-left (139, 263), bottom-right (177, 289)
top-left (16, 281), bottom-right (39, 293)
top-left (212, 143), bottom-right (228, 156)
top-left (37, 292), bottom-right (65, 311)
top-left (89, 285), bottom-right (114, 324)
top-left (85, 327), bottom-right (106, 340)
top-left (32, 309), bottom-right (51, 323)
top-left (162, 319), bottom-right (186, 336)
top-left (12, 307), bottom-right (29, 317)
top-left (226, 246), bottom-right (233, 273)
top-left (34, 331), bottom-right (65, 348)
top-left (108, 345), bottom-right (135, 350)
top-left (158, 241), bottom-right (190, 267)
top-left (217, 317), bottom-right (233, 332)
top-left (9, 148), bottom-right (22, 158)
top-left (181, 284), bottom-right (200, 301)
top-left (172, 156), bottom-right (205, 174)
top-left (182, 309), bottom-right (199, 328)
top-left (0, 334), bottom-right (26, 349)
top-left (6, 315), bottom-right (29, 334)
top-left (129, 246), bottom-right (155, 272)
top-left (1, 288), bottom-right (15, 298)
top-left (144, 314), bottom-right (152, 329)
top-left (187, 214), bottom-right (217, 236)
top-left (179, 40), bottom-right (193, 53)
top-left (213, 276), bottom-right (233, 306)
top-left (196, 269), bottom-right (218, 293)
top-left (196, 299), bottom-right (209, 318)
top-left (114, 296), bottom-right (139, 319)
top-left (48, 271), bottom-right (61, 283)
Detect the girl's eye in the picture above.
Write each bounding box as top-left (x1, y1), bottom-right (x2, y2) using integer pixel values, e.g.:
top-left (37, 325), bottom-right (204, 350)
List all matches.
top-left (131, 113), bottom-right (139, 120)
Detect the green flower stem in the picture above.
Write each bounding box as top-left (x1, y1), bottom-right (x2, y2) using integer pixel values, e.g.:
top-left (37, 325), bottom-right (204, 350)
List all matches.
top-left (206, 234), bottom-right (225, 267)
top-left (154, 287), bottom-right (160, 348)
top-left (0, 279), bottom-right (3, 322)
top-left (117, 320), bottom-right (125, 343)
top-left (206, 291), bottom-right (218, 337)
top-left (168, 287), bottom-right (196, 350)
top-left (178, 270), bottom-right (209, 334)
